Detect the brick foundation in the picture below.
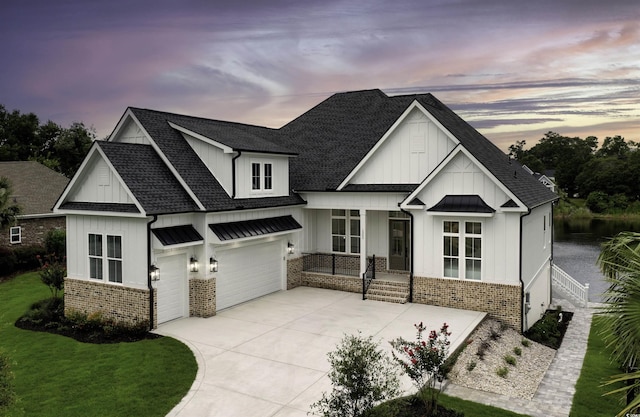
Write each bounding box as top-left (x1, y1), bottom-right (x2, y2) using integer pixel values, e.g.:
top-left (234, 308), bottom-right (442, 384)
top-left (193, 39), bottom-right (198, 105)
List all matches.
top-left (287, 257), bottom-right (303, 289)
top-left (189, 277), bottom-right (216, 317)
top-left (301, 272), bottom-right (362, 294)
top-left (64, 277), bottom-right (156, 328)
top-left (413, 276), bottom-right (522, 330)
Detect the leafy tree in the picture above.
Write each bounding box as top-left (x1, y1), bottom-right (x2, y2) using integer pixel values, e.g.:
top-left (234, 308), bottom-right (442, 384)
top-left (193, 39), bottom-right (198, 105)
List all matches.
top-left (597, 232), bottom-right (640, 416)
top-left (576, 157), bottom-right (632, 199)
top-left (0, 105), bottom-right (41, 161)
top-left (0, 177), bottom-right (20, 229)
top-left (53, 122), bottom-right (94, 177)
top-left (310, 333), bottom-right (400, 417)
top-left (597, 136), bottom-right (630, 159)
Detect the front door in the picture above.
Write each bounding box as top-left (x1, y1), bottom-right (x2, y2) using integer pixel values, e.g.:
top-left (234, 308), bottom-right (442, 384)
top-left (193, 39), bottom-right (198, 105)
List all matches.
top-left (389, 219), bottom-right (410, 271)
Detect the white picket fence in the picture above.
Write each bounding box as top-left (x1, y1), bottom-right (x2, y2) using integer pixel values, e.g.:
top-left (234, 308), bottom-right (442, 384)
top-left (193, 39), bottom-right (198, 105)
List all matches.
top-left (551, 264), bottom-right (590, 307)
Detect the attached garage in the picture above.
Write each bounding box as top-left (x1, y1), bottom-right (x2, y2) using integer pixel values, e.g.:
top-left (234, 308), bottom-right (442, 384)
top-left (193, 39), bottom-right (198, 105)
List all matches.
top-left (156, 254), bottom-right (187, 324)
top-left (215, 239), bottom-right (284, 311)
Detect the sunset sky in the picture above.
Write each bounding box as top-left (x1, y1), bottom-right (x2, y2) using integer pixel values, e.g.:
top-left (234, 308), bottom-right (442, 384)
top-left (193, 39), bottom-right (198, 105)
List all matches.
top-left (1, 0), bottom-right (638, 151)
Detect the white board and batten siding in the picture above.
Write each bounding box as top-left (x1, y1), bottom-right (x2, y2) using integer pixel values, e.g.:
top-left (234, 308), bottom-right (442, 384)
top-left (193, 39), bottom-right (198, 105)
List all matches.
top-left (234, 154), bottom-right (290, 199)
top-left (111, 117), bottom-right (151, 145)
top-left (66, 215), bottom-right (148, 289)
top-left (67, 155), bottom-right (135, 205)
top-left (349, 108), bottom-right (456, 185)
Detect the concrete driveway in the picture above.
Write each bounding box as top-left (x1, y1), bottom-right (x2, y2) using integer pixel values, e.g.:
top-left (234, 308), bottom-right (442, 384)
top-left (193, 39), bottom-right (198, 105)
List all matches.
top-left (156, 286), bottom-right (485, 417)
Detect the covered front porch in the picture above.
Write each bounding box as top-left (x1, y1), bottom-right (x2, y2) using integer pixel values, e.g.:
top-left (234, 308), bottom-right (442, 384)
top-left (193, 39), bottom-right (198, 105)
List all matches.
top-left (298, 252), bottom-right (411, 303)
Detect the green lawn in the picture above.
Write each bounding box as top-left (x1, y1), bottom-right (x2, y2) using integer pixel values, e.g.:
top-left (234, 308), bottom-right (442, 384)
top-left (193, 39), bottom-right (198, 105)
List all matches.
top-left (0, 272), bottom-right (197, 417)
top-left (570, 316), bottom-right (626, 417)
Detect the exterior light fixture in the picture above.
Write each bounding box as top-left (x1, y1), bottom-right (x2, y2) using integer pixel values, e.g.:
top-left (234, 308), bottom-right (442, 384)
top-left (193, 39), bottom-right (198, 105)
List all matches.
top-left (190, 257), bottom-right (199, 272)
top-left (287, 242), bottom-right (295, 255)
top-left (209, 257), bottom-right (218, 273)
top-left (150, 264), bottom-right (160, 281)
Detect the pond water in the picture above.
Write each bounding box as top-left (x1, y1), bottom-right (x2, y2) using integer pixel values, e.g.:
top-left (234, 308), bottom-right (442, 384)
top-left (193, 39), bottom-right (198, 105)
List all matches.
top-left (553, 218), bottom-right (640, 302)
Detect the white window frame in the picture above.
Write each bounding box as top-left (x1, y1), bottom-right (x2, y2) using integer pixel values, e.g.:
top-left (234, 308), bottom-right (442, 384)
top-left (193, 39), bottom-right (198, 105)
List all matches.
top-left (88, 233), bottom-right (123, 284)
top-left (250, 161), bottom-right (274, 193)
top-left (331, 209), bottom-right (360, 254)
top-left (442, 220), bottom-right (482, 280)
top-left (10, 226), bottom-right (21, 244)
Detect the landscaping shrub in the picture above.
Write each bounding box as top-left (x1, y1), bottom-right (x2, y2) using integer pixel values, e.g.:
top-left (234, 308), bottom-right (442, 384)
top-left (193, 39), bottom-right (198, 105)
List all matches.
top-left (0, 351), bottom-right (16, 410)
top-left (521, 339), bottom-right (531, 348)
top-left (390, 322), bottom-right (451, 415)
top-left (0, 247), bottom-right (17, 277)
top-left (466, 361), bottom-right (477, 372)
top-left (504, 355), bottom-right (517, 366)
top-left (44, 229), bottom-right (66, 258)
top-left (310, 332), bottom-right (400, 417)
top-left (496, 367), bottom-right (508, 378)
top-left (16, 301), bottom-right (155, 344)
top-left (513, 346), bottom-right (522, 356)
top-left (476, 340), bottom-right (491, 360)
top-left (37, 254), bottom-right (65, 298)
top-left (586, 191), bottom-right (610, 213)
top-left (13, 245), bottom-right (45, 271)
top-left (524, 309), bottom-right (573, 349)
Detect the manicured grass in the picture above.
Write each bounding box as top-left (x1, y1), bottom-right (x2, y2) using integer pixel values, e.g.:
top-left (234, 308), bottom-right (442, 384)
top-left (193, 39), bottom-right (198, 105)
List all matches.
top-left (570, 316), bottom-right (626, 417)
top-left (0, 273), bottom-right (197, 417)
top-left (370, 391), bottom-right (531, 417)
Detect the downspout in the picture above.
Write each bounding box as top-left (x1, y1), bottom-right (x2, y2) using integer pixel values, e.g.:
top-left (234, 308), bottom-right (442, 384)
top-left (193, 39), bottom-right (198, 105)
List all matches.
top-left (231, 150), bottom-right (242, 198)
top-left (519, 209), bottom-right (532, 333)
top-left (400, 206), bottom-right (414, 303)
top-left (550, 202), bottom-right (555, 303)
top-left (147, 214), bottom-right (158, 330)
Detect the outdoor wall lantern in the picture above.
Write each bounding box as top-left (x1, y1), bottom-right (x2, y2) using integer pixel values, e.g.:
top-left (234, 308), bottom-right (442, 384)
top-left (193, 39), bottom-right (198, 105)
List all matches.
top-left (150, 264), bottom-right (160, 281)
top-left (209, 257), bottom-right (218, 273)
top-left (190, 257), bottom-right (199, 272)
top-left (287, 242), bottom-right (295, 255)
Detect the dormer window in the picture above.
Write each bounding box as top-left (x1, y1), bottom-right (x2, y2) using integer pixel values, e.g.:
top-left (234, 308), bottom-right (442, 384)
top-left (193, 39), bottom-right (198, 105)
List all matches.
top-left (251, 162), bottom-right (273, 191)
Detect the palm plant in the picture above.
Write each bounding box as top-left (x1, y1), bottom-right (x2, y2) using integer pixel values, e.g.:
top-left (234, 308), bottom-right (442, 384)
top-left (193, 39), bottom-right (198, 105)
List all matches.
top-left (597, 231), bottom-right (640, 416)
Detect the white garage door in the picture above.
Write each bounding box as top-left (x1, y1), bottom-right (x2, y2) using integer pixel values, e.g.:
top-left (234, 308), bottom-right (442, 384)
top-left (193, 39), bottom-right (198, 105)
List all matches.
top-left (216, 240), bottom-right (283, 311)
top-left (157, 254), bottom-right (187, 324)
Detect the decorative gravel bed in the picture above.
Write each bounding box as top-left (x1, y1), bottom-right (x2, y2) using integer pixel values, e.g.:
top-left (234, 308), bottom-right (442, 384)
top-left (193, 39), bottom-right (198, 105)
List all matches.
top-left (447, 319), bottom-right (556, 400)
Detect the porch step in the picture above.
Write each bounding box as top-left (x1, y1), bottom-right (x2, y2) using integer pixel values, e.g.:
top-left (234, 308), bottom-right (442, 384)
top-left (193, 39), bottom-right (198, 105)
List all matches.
top-left (365, 279), bottom-right (410, 304)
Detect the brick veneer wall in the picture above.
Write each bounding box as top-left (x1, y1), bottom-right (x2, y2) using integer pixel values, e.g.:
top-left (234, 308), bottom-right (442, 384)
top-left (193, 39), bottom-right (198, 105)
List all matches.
top-left (64, 277), bottom-right (156, 328)
top-left (413, 276), bottom-right (522, 330)
top-left (2, 216), bottom-right (65, 249)
top-left (287, 256), bottom-right (303, 289)
top-left (301, 272), bottom-right (362, 294)
top-left (189, 277), bottom-right (216, 317)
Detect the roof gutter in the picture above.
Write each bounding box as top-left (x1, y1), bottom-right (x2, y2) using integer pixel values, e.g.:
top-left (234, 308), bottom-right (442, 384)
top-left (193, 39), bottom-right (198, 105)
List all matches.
top-left (147, 214), bottom-right (158, 330)
top-left (232, 150), bottom-right (242, 198)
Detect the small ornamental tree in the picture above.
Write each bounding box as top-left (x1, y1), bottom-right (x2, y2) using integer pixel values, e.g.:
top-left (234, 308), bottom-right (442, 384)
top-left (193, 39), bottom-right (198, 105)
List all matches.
top-left (37, 254), bottom-right (65, 298)
top-left (390, 322), bottom-right (451, 414)
top-left (310, 333), bottom-right (400, 417)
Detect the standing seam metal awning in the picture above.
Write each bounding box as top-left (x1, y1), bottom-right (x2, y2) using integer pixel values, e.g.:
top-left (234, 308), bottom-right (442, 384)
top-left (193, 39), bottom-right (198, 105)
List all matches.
top-left (209, 215), bottom-right (302, 241)
top-left (152, 225), bottom-right (203, 246)
top-left (427, 195), bottom-right (495, 213)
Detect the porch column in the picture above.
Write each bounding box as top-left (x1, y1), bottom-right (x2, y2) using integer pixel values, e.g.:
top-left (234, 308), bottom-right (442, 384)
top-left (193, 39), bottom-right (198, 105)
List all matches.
top-left (360, 209), bottom-right (367, 276)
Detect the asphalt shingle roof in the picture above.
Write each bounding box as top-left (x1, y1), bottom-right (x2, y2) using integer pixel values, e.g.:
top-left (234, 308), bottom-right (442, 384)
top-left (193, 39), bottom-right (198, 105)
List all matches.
top-left (0, 161), bottom-right (69, 215)
top-left (97, 141), bottom-right (199, 214)
top-left (107, 90), bottom-right (554, 214)
top-left (126, 109), bottom-right (304, 212)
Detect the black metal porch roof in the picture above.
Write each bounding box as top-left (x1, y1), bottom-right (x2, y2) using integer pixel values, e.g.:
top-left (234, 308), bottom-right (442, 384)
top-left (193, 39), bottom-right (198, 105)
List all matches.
top-left (209, 215), bottom-right (302, 241)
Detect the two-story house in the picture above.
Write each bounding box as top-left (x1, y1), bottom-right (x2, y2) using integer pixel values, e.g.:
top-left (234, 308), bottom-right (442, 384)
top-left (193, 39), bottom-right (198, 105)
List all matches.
top-left (54, 89), bottom-right (557, 331)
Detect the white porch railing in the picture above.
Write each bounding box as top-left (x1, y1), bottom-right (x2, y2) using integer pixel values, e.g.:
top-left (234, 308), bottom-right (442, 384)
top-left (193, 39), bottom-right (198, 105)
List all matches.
top-left (551, 264), bottom-right (590, 307)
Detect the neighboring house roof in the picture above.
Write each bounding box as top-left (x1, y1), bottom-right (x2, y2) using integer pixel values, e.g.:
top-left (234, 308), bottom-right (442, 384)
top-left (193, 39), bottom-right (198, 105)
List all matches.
top-left (0, 161), bottom-right (69, 216)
